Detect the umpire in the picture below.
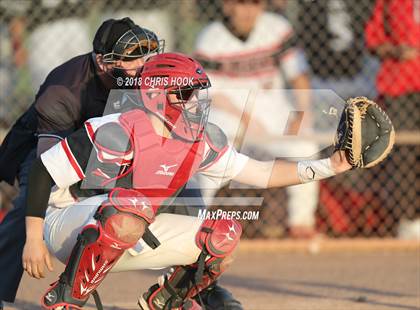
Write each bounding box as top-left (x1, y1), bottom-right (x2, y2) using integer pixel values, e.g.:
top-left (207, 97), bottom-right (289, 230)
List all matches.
top-left (0, 17), bottom-right (163, 307)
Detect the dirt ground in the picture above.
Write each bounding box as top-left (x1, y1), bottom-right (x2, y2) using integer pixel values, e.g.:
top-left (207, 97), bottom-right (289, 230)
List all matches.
top-left (4, 243), bottom-right (420, 310)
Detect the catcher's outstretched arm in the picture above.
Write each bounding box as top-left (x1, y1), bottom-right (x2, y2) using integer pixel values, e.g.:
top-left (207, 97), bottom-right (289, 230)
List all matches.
top-left (234, 97), bottom-right (395, 188)
top-left (233, 150), bottom-right (351, 188)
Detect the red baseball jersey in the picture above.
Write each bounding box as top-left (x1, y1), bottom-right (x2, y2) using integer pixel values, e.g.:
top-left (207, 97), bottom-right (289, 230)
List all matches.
top-left (365, 0), bottom-right (420, 96)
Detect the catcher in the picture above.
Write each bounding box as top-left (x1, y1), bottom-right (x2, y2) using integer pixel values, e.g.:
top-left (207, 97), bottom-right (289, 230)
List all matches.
top-left (22, 52), bottom-right (394, 309)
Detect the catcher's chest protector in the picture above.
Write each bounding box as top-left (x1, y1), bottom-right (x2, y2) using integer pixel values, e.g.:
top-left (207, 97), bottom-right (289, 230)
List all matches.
top-left (119, 110), bottom-right (205, 210)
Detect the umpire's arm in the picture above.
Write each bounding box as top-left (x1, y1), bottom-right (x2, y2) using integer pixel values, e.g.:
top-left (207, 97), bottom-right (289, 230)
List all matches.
top-left (35, 85), bottom-right (81, 155)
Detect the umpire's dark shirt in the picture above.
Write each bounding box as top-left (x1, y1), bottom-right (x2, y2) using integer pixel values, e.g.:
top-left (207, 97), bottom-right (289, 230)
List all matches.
top-left (0, 53), bottom-right (110, 184)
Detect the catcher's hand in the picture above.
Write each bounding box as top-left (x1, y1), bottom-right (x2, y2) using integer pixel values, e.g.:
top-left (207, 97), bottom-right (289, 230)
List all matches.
top-left (334, 97), bottom-right (395, 168)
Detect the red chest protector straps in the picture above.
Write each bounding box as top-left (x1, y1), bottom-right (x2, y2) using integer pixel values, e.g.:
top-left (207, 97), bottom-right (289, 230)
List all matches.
top-left (119, 109), bottom-right (206, 211)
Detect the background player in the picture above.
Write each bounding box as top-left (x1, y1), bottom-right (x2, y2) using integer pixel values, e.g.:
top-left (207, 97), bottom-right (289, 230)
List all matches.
top-left (194, 0), bottom-right (319, 238)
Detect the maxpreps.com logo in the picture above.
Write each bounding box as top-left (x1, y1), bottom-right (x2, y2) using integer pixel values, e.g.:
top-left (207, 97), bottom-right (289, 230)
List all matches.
top-left (155, 164), bottom-right (177, 176)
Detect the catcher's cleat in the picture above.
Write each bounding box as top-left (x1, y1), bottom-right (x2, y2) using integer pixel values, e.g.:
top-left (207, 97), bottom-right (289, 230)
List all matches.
top-left (42, 281), bottom-right (103, 310)
top-left (138, 283), bottom-right (201, 310)
top-left (42, 276), bottom-right (86, 309)
top-left (194, 282), bottom-right (243, 310)
top-left (138, 219), bottom-right (242, 310)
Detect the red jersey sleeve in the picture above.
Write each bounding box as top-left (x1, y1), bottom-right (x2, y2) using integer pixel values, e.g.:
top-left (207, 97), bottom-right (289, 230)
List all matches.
top-left (365, 0), bottom-right (389, 48)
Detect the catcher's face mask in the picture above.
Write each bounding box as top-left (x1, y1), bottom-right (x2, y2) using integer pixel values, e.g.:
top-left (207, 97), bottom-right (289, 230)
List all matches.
top-left (167, 79), bottom-right (212, 142)
top-left (141, 79), bottom-right (211, 142)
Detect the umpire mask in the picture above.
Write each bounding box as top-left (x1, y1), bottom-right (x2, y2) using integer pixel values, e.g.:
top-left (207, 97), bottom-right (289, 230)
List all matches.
top-left (93, 17), bottom-right (164, 88)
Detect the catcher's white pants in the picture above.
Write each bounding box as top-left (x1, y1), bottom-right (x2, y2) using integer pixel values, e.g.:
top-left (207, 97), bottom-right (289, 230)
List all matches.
top-left (44, 194), bottom-right (203, 272)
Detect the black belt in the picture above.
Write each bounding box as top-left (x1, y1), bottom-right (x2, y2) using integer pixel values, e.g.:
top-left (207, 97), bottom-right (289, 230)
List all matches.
top-left (142, 227), bottom-right (160, 249)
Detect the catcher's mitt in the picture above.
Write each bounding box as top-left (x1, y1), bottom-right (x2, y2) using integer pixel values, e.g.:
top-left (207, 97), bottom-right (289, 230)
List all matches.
top-left (334, 97), bottom-right (395, 168)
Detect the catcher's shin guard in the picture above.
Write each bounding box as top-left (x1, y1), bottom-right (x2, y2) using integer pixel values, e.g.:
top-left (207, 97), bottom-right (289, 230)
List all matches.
top-left (42, 188), bottom-right (155, 309)
top-left (139, 219), bottom-right (242, 310)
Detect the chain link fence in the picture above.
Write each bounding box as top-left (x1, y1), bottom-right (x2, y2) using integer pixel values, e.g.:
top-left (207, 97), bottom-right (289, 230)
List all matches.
top-left (0, 0), bottom-right (418, 238)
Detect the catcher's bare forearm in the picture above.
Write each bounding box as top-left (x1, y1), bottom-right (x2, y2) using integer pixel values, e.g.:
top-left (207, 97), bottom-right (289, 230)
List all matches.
top-left (233, 158), bottom-right (300, 188)
top-left (268, 160), bottom-right (300, 187)
top-left (268, 152), bottom-right (350, 187)
top-left (233, 154), bottom-right (347, 189)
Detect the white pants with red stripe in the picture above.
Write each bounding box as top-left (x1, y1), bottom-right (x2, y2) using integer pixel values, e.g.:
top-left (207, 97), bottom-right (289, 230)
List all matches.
top-left (43, 194), bottom-right (203, 272)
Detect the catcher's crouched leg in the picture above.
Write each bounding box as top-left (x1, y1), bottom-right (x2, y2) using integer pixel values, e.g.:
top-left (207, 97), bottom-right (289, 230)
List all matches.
top-left (42, 189), bottom-right (155, 309)
top-left (139, 219), bottom-right (243, 310)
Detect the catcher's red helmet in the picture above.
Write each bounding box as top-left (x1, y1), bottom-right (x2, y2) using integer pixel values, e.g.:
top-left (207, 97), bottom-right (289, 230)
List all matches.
top-left (139, 53), bottom-right (211, 142)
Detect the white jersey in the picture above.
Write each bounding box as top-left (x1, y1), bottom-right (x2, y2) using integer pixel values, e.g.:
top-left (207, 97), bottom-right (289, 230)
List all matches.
top-left (41, 113), bottom-right (249, 208)
top-left (194, 12), bottom-right (309, 139)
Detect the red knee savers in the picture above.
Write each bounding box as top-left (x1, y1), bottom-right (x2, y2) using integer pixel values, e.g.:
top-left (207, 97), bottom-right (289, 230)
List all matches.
top-left (195, 219), bottom-right (242, 257)
top-left (104, 188), bottom-right (155, 223)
